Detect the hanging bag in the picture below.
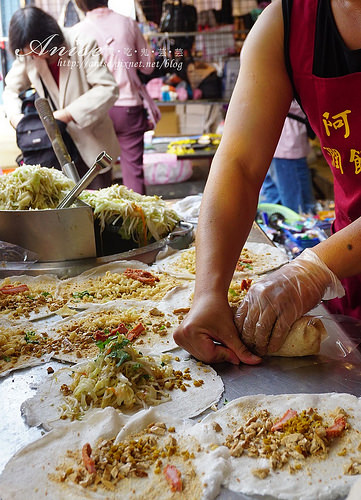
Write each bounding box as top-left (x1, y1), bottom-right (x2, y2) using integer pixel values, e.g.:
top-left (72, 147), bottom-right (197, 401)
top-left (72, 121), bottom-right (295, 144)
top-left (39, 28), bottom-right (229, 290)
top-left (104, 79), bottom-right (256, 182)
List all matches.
top-left (159, 0), bottom-right (197, 55)
top-left (16, 89), bottom-right (55, 167)
top-left (16, 86), bottom-right (79, 168)
top-left (159, 0), bottom-right (197, 33)
top-left (128, 72), bottom-right (161, 131)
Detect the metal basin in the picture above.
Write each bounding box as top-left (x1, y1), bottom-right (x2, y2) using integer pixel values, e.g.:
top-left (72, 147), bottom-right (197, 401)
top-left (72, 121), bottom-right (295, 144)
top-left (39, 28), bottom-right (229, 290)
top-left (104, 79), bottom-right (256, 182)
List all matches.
top-left (0, 206), bottom-right (96, 262)
top-left (0, 221), bottom-right (194, 278)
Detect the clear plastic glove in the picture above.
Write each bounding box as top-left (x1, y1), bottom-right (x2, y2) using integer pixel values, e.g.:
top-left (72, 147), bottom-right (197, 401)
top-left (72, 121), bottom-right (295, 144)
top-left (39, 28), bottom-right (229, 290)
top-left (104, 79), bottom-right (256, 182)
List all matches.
top-left (234, 248), bottom-right (345, 356)
top-left (173, 294), bottom-right (262, 365)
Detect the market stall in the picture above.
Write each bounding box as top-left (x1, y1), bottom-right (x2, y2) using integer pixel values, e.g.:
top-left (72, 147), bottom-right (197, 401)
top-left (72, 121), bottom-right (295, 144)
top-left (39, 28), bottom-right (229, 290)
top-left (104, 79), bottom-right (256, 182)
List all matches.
top-left (0, 176), bottom-right (360, 499)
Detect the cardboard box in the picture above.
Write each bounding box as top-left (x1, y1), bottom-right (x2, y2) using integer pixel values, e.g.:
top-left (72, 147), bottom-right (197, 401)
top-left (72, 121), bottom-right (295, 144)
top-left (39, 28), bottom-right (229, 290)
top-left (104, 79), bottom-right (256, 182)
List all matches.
top-left (176, 105), bottom-right (208, 135)
top-left (154, 106), bottom-right (179, 136)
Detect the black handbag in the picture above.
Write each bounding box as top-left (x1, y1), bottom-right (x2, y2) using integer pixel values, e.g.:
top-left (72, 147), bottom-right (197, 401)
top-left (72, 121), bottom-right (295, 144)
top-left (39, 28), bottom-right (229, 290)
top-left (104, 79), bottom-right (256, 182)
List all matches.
top-left (16, 87), bottom-right (78, 169)
top-left (159, 0), bottom-right (197, 55)
top-left (159, 0), bottom-right (197, 33)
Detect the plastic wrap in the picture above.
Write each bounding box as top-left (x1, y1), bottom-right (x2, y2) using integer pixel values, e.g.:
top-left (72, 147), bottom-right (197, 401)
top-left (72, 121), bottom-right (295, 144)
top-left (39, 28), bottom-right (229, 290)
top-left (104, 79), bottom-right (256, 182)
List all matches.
top-left (0, 241), bottom-right (38, 265)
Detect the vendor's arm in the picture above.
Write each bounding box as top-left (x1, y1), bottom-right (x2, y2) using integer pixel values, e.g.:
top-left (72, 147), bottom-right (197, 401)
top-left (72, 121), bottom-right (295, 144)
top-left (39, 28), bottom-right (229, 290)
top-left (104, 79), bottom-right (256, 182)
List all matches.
top-left (174, 0), bottom-right (293, 364)
top-left (235, 151), bottom-right (361, 356)
top-left (313, 219), bottom-right (361, 279)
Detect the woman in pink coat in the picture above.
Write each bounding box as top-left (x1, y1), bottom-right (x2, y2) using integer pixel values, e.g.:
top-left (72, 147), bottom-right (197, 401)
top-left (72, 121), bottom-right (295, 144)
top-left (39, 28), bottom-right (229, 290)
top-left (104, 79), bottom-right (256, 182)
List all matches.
top-left (74, 0), bottom-right (156, 194)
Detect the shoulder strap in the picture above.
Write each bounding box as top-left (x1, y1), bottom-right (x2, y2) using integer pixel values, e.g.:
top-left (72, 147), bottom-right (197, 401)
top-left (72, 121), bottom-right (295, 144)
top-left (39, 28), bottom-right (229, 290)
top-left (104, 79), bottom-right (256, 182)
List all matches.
top-left (39, 75), bottom-right (57, 111)
top-left (283, 0), bottom-right (300, 103)
top-left (286, 112), bottom-right (306, 124)
top-left (282, 0), bottom-right (311, 121)
top-left (287, 112), bottom-right (316, 140)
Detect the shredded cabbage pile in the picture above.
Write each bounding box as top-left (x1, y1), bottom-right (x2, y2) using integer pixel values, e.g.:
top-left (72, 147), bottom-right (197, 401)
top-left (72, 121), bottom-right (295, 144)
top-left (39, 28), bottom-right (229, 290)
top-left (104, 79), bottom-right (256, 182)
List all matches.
top-left (0, 165), bottom-right (75, 210)
top-left (0, 166), bottom-right (181, 245)
top-left (79, 184), bottom-right (181, 245)
top-left (60, 335), bottom-right (175, 420)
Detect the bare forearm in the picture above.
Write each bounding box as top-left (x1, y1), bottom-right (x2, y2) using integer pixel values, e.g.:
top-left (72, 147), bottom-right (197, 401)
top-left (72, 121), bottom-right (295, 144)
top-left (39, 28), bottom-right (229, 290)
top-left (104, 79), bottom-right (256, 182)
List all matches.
top-left (194, 151), bottom-right (260, 301)
top-left (193, 0), bottom-right (292, 303)
top-left (312, 217), bottom-right (361, 279)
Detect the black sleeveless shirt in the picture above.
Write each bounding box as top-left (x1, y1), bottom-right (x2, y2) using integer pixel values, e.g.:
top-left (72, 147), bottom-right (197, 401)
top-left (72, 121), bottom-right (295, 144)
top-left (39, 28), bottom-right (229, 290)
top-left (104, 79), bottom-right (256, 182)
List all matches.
top-left (283, 0), bottom-right (361, 78)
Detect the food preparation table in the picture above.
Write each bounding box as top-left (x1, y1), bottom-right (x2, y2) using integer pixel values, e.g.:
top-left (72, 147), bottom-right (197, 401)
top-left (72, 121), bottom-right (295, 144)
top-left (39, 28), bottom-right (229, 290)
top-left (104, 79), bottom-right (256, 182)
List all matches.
top-left (1, 222), bottom-right (360, 500)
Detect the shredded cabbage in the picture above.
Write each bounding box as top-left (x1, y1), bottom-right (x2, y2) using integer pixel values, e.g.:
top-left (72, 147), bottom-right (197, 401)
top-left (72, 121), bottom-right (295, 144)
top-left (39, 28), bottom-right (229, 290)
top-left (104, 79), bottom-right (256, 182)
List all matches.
top-left (79, 184), bottom-right (181, 245)
top-left (59, 334), bottom-right (177, 420)
top-left (0, 165), bottom-right (75, 210)
top-left (0, 166), bottom-right (180, 245)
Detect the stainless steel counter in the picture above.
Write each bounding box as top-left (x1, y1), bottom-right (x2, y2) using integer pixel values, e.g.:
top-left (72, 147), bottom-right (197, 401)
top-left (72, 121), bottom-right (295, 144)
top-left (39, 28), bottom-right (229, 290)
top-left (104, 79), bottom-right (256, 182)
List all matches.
top-left (1, 309), bottom-right (360, 499)
top-left (215, 305), bottom-right (361, 500)
top-left (0, 221), bottom-right (194, 279)
top-left (1, 222), bottom-right (360, 499)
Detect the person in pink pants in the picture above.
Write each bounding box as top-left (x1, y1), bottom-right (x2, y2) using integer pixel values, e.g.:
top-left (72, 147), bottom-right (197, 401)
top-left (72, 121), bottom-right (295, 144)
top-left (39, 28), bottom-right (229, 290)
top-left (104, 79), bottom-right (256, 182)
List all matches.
top-left (74, 0), bottom-right (155, 194)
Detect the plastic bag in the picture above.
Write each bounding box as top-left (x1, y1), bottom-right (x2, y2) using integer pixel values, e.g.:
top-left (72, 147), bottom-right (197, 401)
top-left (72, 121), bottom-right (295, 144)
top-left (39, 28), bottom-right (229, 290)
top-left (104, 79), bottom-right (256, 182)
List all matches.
top-left (143, 153), bottom-right (193, 185)
top-left (0, 241), bottom-right (38, 263)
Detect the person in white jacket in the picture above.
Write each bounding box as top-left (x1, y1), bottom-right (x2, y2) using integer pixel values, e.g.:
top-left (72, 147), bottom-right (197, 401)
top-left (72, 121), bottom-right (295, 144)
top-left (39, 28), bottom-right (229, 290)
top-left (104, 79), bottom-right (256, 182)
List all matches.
top-left (3, 5), bottom-right (120, 187)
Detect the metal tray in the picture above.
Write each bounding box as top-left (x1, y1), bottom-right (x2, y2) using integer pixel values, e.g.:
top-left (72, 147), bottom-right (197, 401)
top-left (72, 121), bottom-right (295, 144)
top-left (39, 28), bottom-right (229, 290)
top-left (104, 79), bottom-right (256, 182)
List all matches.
top-left (1, 223), bottom-right (359, 500)
top-left (0, 206), bottom-right (96, 262)
top-left (0, 221), bottom-right (194, 279)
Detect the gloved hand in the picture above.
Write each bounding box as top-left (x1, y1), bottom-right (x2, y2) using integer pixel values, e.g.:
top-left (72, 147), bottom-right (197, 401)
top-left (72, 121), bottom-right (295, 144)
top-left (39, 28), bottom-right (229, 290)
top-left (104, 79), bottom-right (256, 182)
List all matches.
top-left (234, 248), bottom-right (345, 356)
top-left (173, 293), bottom-right (262, 365)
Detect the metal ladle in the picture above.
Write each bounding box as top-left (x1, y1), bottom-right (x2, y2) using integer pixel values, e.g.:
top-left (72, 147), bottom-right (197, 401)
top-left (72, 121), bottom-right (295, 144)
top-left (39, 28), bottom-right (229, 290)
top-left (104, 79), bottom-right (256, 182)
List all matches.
top-left (57, 151), bottom-right (112, 209)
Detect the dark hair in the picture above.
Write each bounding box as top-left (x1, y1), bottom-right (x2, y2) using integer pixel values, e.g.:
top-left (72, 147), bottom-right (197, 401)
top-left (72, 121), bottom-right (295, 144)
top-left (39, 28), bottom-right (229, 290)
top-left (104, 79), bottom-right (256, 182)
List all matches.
top-left (8, 6), bottom-right (65, 55)
top-left (75, 0), bottom-right (108, 13)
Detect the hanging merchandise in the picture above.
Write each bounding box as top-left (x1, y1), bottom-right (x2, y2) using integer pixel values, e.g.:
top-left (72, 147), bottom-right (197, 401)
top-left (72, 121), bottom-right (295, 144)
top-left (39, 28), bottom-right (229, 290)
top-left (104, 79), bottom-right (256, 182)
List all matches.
top-left (159, 0), bottom-right (198, 56)
top-left (159, 0), bottom-right (197, 33)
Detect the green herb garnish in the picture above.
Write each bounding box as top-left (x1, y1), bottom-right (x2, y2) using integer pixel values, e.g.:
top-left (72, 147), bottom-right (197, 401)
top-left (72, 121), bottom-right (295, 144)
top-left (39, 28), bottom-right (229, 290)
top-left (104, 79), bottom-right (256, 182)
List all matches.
top-left (24, 331), bottom-right (40, 344)
top-left (95, 335), bottom-right (118, 350)
top-left (103, 336), bottom-right (132, 367)
top-left (72, 290), bottom-right (93, 299)
top-left (112, 350), bottom-right (131, 367)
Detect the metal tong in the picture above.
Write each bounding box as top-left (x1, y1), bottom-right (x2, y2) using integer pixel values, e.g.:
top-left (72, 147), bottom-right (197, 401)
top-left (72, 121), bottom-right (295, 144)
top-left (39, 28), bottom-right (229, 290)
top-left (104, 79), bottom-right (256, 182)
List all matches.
top-left (57, 152), bottom-right (112, 209)
top-left (34, 97), bottom-right (80, 183)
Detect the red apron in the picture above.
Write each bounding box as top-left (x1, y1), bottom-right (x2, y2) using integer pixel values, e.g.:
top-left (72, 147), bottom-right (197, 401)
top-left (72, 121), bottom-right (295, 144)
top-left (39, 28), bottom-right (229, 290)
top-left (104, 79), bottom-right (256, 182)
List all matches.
top-left (288, 0), bottom-right (361, 318)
